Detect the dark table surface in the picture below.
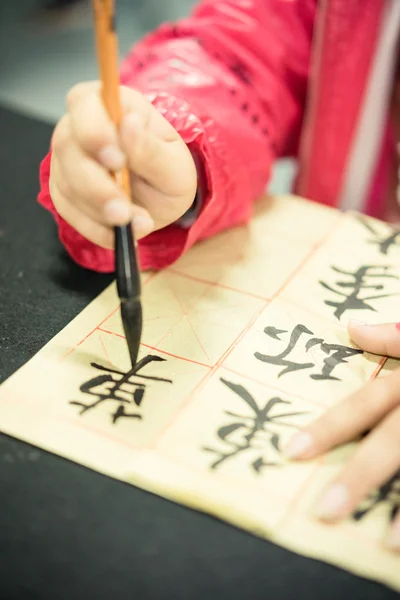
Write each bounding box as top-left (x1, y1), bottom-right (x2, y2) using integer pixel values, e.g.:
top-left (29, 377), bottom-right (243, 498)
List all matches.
top-left (0, 106), bottom-right (397, 600)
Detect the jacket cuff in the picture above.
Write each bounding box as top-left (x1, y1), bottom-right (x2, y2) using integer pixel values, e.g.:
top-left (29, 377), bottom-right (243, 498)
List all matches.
top-left (178, 150), bottom-right (204, 228)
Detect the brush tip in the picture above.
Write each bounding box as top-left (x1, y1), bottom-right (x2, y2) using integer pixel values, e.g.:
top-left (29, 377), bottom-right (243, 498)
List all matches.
top-left (120, 299), bottom-right (142, 368)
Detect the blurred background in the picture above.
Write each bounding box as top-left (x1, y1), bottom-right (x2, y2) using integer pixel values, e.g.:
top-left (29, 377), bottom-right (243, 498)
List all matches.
top-left (0, 0), bottom-right (293, 192)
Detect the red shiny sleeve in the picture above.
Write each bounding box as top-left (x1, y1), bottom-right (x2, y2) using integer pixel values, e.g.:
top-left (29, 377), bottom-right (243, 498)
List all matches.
top-left (38, 0), bottom-right (316, 272)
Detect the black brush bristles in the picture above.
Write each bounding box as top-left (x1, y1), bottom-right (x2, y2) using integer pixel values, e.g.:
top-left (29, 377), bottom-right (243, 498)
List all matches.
top-left (115, 224), bottom-right (142, 368)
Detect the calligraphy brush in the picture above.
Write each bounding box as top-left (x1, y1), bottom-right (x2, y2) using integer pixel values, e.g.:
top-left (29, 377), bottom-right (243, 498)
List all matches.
top-left (92, 0), bottom-right (142, 367)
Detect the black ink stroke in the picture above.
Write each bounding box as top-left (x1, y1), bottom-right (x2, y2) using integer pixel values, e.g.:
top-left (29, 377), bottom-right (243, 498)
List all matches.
top-left (255, 324), bottom-right (363, 380)
top-left (353, 470), bottom-right (400, 523)
top-left (357, 216), bottom-right (400, 256)
top-left (70, 355), bottom-right (172, 424)
top-left (203, 378), bottom-right (306, 472)
top-left (320, 265), bottom-right (398, 320)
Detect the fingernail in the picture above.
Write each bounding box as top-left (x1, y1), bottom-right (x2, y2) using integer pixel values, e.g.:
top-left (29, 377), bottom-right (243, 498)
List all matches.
top-left (284, 432), bottom-right (313, 459)
top-left (104, 199), bottom-right (132, 224)
top-left (98, 145), bottom-right (126, 170)
top-left (386, 521), bottom-right (400, 552)
top-left (395, 323), bottom-right (400, 333)
top-left (315, 484), bottom-right (349, 521)
top-left (133, 215), bottom-right (154, 238)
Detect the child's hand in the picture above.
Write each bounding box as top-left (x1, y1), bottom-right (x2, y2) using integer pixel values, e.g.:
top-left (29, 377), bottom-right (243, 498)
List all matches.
top-left (49, 81), bottom-right (197, 248)
top-left (285, 320), bottom-right (400, 551)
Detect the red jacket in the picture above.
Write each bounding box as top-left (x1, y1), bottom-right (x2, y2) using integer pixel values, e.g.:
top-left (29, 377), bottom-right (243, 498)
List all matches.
top-left (38, 0), bottom-right (387, 273)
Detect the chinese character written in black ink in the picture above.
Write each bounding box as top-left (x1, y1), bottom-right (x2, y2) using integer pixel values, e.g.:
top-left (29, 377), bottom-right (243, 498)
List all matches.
top-left (70, 355), bottom-right (172, 424)
top-left (357, 216), bottom-right (400, 256)
top-left (203, 378), bottom-right (306, 472)
top-left (319, 265), bottom-right (398, 320)
top-left (353, 470), bottom-right (400, 523)
top-left (254, 325), bottom-right (363, 380)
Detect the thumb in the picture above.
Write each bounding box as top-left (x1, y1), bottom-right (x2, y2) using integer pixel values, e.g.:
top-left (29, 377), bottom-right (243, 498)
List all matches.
top-left (348, 320), bottom-right (400, 357)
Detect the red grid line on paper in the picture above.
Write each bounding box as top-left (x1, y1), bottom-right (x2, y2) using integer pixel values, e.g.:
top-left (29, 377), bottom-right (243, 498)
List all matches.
top-left (64, 211), bottom-right (345, 372)
top-left (99, 332), bottom-right (115, 367)
top-left (97, 328), bottom-right (212, 369)
top-left (219, 364), bottom-right (352, 410)
top-left (150, 213), bottom-right (350, 446)
top-left (167, 268), bottom-right (271, 301)
top-left (61, 304), bottom-right (120, 360)
top-left (162, 274), bottom-right (213, 363)
top-left (168, 212), bottom-right (344, 302)
top-left (150, 299), bottom-right (270, 449)
top-left (61, 274), bottom-right (160, 361)
top-left (150, 315), bottom-right (186, 351)
top-left (147, 270), bottom-right (263, 354)
top-left (63, 211), bottom-right (345, 371)
top-left (57, 207), bottom-right (395, 524)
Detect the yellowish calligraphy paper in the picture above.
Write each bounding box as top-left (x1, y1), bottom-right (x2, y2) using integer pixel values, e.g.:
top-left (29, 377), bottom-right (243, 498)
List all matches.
top-left (0, 196), bottom-right (399, 590)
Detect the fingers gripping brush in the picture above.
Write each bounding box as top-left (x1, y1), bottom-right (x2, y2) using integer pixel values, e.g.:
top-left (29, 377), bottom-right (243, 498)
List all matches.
top-left (92, 0), bottom-right (142, 367)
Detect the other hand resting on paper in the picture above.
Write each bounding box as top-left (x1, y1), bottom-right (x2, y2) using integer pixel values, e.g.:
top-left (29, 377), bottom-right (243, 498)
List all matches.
top-left (285, 320), bottom-right (400, 552)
